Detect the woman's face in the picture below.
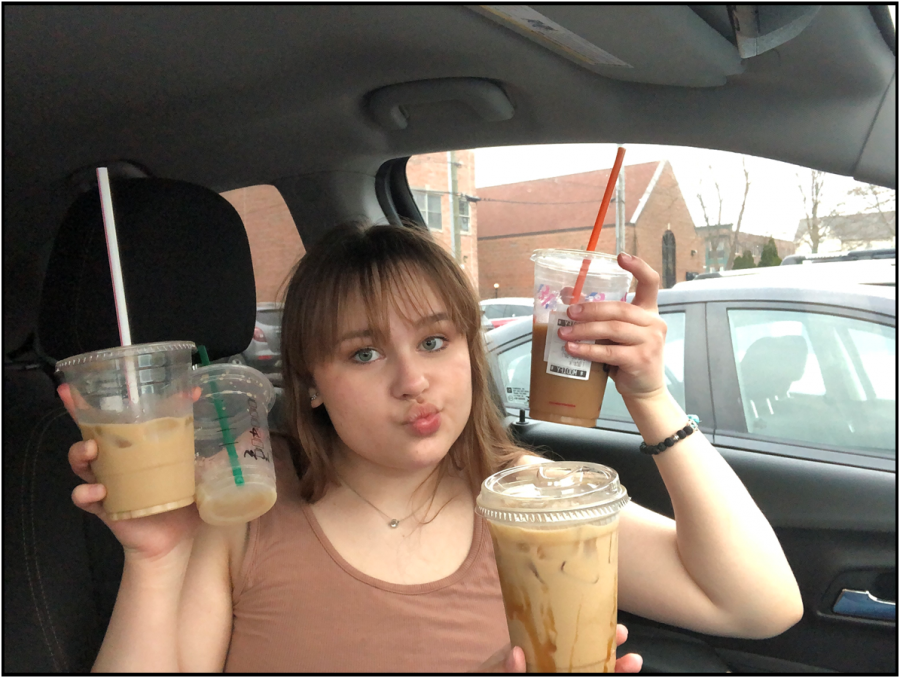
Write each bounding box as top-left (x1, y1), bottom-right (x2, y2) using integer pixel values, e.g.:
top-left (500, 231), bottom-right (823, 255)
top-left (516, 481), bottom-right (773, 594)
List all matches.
top-left (310, 281), bottom-right (473, 474)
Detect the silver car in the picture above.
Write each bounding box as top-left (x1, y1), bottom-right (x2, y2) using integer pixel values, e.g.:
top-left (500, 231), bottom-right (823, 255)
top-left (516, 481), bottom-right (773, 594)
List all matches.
top-left (479, 297), bottom-right (533, 332)
top-left (239, 302), bottom-right (283, 376)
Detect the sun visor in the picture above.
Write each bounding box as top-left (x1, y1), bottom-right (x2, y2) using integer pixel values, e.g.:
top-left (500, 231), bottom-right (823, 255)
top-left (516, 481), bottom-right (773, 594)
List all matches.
top-left (469, 4), bottom-right (743, 87)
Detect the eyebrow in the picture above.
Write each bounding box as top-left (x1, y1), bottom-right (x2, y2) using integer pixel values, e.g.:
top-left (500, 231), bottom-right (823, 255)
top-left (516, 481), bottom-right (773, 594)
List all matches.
top-left (337, 312), bottom-right (451, 344)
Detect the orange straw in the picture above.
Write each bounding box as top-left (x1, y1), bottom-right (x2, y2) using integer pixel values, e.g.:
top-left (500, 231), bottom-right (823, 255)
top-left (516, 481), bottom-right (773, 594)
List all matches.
top-left (571, 147), bottom-right (626, 302)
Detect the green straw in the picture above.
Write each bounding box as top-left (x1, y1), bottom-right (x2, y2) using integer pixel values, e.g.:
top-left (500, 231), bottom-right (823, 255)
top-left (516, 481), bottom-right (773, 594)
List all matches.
top-left (198, 345), bottom-right (244, 486)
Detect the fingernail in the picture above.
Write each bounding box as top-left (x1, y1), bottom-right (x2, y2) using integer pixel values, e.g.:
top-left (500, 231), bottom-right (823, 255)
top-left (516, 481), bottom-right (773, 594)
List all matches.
top-left (566, 342), bottom-right (580, 354)
top-left (569, 304), bottom-right (583, 317)
top-left (619, 252), bottom-right (633, 260)
top-left (559, 325), bottom-right (572, 337)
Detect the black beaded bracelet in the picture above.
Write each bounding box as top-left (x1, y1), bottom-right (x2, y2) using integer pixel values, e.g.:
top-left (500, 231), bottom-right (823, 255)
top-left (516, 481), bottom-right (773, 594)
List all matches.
top-left (640, 418), bottom-right (699, 455)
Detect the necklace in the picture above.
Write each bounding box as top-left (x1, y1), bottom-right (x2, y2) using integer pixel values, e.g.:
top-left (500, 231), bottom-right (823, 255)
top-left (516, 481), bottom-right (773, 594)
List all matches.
top-left (336, 474), bottom-right (424, 529)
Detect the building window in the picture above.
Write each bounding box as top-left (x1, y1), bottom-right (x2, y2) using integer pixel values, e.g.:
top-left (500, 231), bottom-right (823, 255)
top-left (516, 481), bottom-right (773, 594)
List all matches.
top-left (412, 189), bottom-right (443, 230)
top-left (662, 231), bottom-right (676, 288)
top-left (458, 197), bottom-right (470, 232)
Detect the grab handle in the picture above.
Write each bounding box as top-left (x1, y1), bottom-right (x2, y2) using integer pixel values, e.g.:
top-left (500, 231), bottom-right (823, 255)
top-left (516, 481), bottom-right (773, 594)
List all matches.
top-left (368, 77), bottom-right (514, 130)
top-left (833, 589), bottom-right (896, 622)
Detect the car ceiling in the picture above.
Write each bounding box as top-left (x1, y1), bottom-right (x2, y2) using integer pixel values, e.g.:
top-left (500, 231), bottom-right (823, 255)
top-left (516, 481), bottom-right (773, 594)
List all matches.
top-left (4, 4), bottom-right (896, 195)
top-left (2, 5), bottom-right (896, 353)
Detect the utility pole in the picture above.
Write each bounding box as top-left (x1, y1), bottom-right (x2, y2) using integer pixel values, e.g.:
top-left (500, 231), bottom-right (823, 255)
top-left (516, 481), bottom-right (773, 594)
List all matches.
top-left (615, 145), bottom-right (626, 255)
top-left (448, 150), bottom-right (462, 262)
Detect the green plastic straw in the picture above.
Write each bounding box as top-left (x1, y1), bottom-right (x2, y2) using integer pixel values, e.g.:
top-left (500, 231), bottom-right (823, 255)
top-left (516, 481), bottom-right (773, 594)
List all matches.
top-left (198, 345), bottom-right (244, 486)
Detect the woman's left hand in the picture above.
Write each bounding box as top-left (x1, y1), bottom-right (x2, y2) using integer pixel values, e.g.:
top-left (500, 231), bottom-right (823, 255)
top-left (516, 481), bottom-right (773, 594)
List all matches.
top-left (475, 625), bottom-right (643, 672)
top-left (560, 252), bottom-right (667, 402)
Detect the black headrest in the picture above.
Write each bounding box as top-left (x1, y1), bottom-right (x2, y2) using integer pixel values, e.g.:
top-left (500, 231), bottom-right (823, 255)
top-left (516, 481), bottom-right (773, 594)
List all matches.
top-left (740, 335), bottom-right (809, 401)
top-left (37, 178), bottom-right (256, 363)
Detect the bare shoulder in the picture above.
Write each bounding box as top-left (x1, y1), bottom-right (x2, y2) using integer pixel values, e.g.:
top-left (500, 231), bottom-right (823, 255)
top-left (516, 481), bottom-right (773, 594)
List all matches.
top-left (513, 453), bottom-right (548, 467)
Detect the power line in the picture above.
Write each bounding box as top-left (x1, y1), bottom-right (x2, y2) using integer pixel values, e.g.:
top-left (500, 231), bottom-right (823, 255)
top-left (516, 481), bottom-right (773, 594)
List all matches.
top-left (410, 186), bottom-right (620, 206)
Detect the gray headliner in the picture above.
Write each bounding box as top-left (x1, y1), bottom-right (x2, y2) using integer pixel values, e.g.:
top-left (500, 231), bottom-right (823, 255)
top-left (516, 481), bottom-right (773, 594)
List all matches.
top-left (4, 5), bottom-right (896, 193)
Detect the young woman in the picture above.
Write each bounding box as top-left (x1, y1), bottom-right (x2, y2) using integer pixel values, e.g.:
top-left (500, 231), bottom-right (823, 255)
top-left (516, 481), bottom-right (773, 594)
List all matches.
top-left (64, 222), bottom-right (802, 672)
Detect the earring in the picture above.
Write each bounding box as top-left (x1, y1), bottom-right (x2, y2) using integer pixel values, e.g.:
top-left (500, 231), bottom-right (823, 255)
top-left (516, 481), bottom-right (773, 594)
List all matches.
top-left (310, 393), bottom-right (319, 401)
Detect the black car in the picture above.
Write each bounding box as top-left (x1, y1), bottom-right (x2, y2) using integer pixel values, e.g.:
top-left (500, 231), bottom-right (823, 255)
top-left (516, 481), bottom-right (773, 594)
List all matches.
top-left (4, 4), bottom-right (896, 674)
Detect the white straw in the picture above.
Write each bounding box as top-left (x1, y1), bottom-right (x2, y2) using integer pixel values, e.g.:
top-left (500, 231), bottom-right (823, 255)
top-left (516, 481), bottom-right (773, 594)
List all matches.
top-left (97, 168), bottom-right (139, 406)
top-left (97, 168), bottom-right (132, 346)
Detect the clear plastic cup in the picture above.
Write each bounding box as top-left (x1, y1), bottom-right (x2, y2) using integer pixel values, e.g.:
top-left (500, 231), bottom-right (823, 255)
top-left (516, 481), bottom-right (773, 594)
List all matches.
top-left (529, 249), bottom-right (633, 427)
top-left (476, 461), bottom-right (630, 673)
top-left (192, 364), bottom-right (277, 526)
top-left (55, 341), bottom-right (198, 520)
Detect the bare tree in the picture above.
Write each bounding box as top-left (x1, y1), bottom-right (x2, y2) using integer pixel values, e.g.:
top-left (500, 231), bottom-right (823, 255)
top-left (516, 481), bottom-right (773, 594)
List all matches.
top-left (726, 159), bottom-right (752, 270)
top-left (797, 169), bottom-right (829, 253)
top-left (846, 184), bottom-right (896, 237)
top-left (696, 165), bottom-right (724, 228)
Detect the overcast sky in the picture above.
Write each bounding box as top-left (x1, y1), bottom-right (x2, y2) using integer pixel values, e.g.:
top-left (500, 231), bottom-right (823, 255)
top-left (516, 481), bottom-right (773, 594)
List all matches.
top-left (474, 143), bottom-right (883, 243)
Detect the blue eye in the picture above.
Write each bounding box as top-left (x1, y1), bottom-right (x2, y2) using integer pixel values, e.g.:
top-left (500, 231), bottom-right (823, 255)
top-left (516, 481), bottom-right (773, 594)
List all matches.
top-left (421, 336), bottom-right (446, 352)
top-left (352, 347), bottom-right (381, 363)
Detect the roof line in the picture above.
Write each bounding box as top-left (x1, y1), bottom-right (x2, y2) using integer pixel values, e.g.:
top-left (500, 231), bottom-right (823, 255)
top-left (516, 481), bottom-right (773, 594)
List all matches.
top-left (630, 160), bottom-right (666, 224)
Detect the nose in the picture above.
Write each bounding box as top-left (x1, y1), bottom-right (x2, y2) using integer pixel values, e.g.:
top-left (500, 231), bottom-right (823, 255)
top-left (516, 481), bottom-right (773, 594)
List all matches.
top-left (390, 351), bottom-right (429, 400)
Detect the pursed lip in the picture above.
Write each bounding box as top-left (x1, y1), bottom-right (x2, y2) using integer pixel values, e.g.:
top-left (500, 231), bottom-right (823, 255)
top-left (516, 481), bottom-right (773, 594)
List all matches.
top-left (404, 403), bottom-right (440, 425)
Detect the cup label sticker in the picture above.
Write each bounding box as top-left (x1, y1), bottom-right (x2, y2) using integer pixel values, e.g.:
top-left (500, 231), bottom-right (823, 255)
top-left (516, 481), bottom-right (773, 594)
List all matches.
top-left (545, 309), bottom-right (592, 381)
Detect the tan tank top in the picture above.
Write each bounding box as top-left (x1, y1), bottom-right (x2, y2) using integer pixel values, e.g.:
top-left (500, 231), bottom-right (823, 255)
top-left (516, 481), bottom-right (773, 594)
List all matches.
top-left (224, 475), bottom-right (509, 673)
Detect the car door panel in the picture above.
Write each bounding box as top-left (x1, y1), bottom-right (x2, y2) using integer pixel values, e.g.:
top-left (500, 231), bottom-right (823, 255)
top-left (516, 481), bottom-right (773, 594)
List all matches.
top-left (496, 291), bottom-right (896, 673)
top-left (509, 419), bottom-right (897, 673)
top-left (707, 299), bottom-right (896, 673)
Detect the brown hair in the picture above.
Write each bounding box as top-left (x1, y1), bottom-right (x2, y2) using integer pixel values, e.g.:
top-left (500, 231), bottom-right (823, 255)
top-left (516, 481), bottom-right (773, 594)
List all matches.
top-left (280, 221), bottom-right (531, 503)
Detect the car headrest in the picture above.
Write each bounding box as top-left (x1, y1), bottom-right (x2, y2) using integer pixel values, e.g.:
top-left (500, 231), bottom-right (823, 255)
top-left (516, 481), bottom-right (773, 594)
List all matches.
top-left (739, 335), bottom-right (809, 402)
top-left (36, 178), bottom-right (256, 363)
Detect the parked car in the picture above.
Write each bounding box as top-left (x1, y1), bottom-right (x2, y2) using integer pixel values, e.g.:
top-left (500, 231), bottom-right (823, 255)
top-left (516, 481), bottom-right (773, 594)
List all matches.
top-left (235, 302), bottom-right (283, 374)
top-left (4, 4), bottom-right (896, 674)
top-left (781, 247), bottom-right (896, 265)
top-left (678, 256), bottom-right (897, 288)
top-left (486, 281), bottom-right (896, 467)
top-left (479, 297), bottom-right (533, 331)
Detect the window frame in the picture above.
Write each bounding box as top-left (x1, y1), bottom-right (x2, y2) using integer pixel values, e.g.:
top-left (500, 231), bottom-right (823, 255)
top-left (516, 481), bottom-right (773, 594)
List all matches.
top-left (707, 299), bottom-right (896, 472)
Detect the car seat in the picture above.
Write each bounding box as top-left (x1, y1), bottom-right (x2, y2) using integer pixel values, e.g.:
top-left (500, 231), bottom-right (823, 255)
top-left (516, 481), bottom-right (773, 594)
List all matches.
top-left (739, 335), bottom-right (809, 435)
top-left (3, 177), bottom-right (256, 672)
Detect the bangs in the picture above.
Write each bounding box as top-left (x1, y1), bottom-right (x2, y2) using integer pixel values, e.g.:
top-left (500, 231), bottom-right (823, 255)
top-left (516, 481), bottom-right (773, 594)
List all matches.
top-left (287, 223), bottom-right (479, 374)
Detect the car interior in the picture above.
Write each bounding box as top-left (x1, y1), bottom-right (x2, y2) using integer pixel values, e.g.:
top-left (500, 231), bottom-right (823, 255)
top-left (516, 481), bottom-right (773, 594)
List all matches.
top-left (4, 5), bottom-right (896, 673)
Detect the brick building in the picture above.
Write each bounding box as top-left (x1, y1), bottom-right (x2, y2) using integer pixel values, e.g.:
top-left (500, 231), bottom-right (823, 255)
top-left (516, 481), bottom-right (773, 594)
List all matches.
top-left (476, 161), bottom-right (705, 298)
top-left (221, 151), bottom-right (479, 304)
top-left (221, 185), bottom-right (306, 304)
top-left (696, 224), bottom-right (796, 272)
top-left (406, 150), bottom-right (480, 289)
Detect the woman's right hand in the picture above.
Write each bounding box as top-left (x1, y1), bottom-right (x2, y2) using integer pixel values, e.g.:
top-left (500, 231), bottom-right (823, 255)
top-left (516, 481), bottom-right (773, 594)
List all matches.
top-left (62, 384), bottom-right (201, 561)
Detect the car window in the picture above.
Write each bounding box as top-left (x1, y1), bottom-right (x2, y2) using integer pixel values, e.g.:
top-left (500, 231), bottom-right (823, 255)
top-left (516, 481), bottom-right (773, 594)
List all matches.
top-left (728, 309), bottom-right (895, 454)
top-left (257, 309), bottom-right (283, 326)
top-left (220, 185), bottom-right (304, 303)
top-left (220, 184), bottom-right (302, 369)
top-left (496, 312), bottom-right (687, 418)
top-left (482, 304), bottom-right (506, 320)
top-left (506, 305), bottom-right (531, 318)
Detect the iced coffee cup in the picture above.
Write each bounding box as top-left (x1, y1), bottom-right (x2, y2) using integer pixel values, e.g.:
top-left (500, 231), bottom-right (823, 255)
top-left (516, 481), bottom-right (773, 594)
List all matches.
top-left (55, 341), bottom-right (198, 520)
top-left (193, 364), bottom-right (277, 526)
top-left (529, 249), bottom-right (633, 427)
top-left (476, 461), bottom-right (630, 673)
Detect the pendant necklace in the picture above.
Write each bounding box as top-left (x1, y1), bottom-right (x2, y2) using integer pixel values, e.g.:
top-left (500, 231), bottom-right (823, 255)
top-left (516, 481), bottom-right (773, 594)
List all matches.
top-left (336, 474), bottom-right (424, 529)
